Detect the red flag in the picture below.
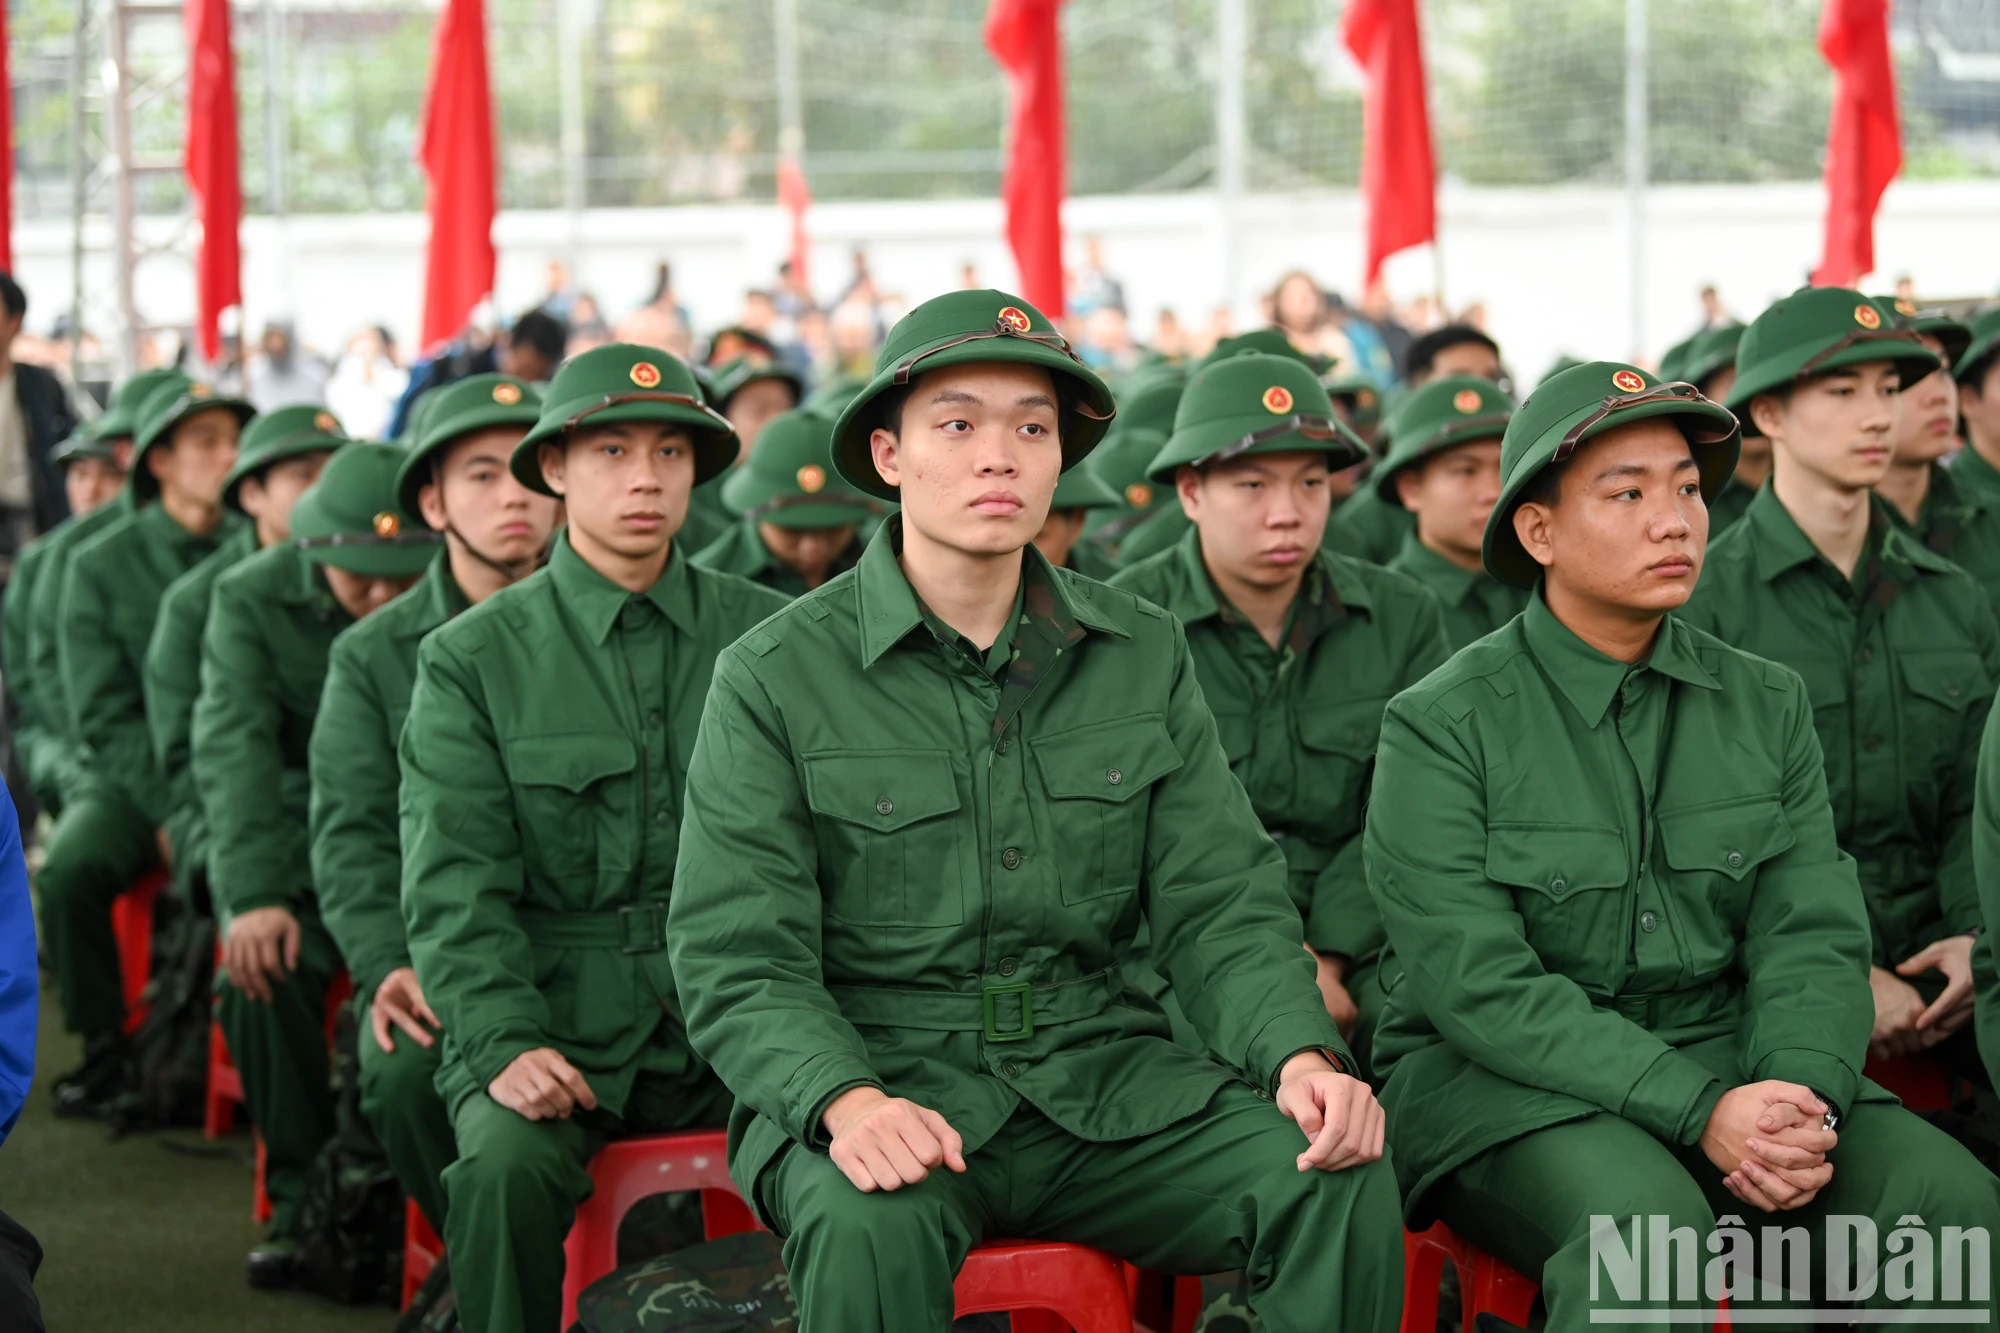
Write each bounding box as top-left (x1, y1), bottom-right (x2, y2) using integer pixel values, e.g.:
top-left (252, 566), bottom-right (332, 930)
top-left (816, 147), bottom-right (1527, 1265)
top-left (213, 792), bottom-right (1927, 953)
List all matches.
top-left (777, 153), bottom-right (812, 291)
top-left (1812, 0), bottom-right (1900, 288)
top-left (0, 3), bottom-right (13, 273)
top-left (184, 0), bottom-right (242, 363)
top-left (985, 0), bottom-right (1066, 318)
top-left (1343, 0), bottom-right (1436, 289)
top-left (417, 0), bottom-right (497, 352)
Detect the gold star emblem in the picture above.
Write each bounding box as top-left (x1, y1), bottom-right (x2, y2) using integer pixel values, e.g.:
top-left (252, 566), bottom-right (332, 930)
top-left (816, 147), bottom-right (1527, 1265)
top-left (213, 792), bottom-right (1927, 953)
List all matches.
top-left (492, 382), bottom-right (523, 405)
top-left (313, 412), bottom-right (337, 432)
top-left (1261, 385), bottom-right (1294, 414)
top-left (1357, 390), bottom-right (1376, 409)
top-left (796, 464), bottom-right (826, 493)
top-left (1854, 304), bottom-right (1882, 330)
top-left (189, 382), bottom-right (212, 398)
top-left (1453, 388), bottom-right (1483, 413)
top-left (1125, 482), bottom-right (1152, 509)
top-left (1896, 297), bottom-right (1918, 317)
top-left (373, 512), bottom-right (401, 538)
top-left (629, 361), bottom-right (663, 388)
top-left (997, 307), bottom-right (1032, 334)
top-left (1612, 369), bottom-right (1647, 393)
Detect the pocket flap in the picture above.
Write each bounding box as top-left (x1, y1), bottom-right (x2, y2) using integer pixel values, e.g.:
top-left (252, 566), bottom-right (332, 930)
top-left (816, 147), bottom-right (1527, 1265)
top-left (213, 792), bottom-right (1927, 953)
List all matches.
top-left (1031, 713), bottom-right (1184, 803)
top-left (1790, 658), bottom-right (1850, 709)
top-left (801, 749), bottom-right (962, 831)
top-left (1898, 651), bottom-right (1984, 712)
top-left (1297, 702), bottom-right (1387, 758)
top-left (505, 732), bottom-right (638, 794)
top-left (1485, 823), bottom-right (1627, 897)
top-left (1658, 796), bottom-right (1796, 880)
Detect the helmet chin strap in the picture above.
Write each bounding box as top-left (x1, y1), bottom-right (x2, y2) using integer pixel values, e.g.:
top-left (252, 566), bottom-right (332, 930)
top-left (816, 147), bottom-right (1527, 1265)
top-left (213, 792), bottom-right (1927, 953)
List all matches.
top-left (433, 460), bottom-right (547, 584)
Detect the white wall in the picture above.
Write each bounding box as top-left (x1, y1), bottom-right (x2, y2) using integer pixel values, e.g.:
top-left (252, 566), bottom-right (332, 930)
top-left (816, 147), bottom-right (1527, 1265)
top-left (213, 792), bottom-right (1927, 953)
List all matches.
top-left (12, 177), bottom-right (2000, 389)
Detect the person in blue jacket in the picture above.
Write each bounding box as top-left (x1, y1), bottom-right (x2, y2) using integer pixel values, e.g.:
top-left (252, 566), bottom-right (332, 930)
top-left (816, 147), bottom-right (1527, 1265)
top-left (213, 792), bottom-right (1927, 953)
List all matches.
top-left (0, 774), bottom-right (46, 1332)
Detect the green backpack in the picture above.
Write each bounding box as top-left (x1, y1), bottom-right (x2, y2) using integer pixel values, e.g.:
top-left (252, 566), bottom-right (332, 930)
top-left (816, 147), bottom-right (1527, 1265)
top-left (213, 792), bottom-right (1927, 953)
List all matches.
top-left (573, 1231), bottom-right (796, 1333)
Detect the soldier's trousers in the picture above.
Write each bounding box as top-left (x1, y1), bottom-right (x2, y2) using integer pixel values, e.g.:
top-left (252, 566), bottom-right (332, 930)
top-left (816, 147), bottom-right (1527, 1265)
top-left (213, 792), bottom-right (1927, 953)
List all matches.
top-left (443, 1064), bottom-right (734, 1333)
top-left (1431, 1102), bottom-right (2000, 1332)
top-left (214, 905), bottom-right (342, 1238)
top-left (36, 788), bottom-right (158, 1037)
top-left (356, 1012), bottom-right (455, 1231)
top-left (759, 1085), bottom-right (1405, 1333)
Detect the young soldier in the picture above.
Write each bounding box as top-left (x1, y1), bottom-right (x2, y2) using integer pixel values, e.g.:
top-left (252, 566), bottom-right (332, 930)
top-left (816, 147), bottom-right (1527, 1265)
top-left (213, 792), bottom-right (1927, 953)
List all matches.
top-left (42, 374), bottom-right (253, 1114)
top-left (1672, 324), bottom-right (1762, 532)
top-left (669, 292), bottom-right (1401, 1333)
top-left (1032, 464), bottom-right (1122, 578)
top-left (709, 355), bottom-right (804, 455)
top-left (196, 442), bottom-right (438, 1284)
top-left (146, 406), bottom-right (346, 904)
top-left (1111, 352), bottom-right (1449, 1073)
top-left (1075, 366), bottom-right (1185, 566)
top-left (1950, 308), bottom-right (2000, 506)
top-left (1682, 287), bottom-right (1997, 1076)
top-left (692, 406), bottom-right (877, 596)
top-left (1367, 359), bottom-right (2000, 1329)
top-left (312, 375), bottom-right (560, 1235)
top-left (1374, 375), bottom-right (1528, 650)
top-left (398, 345), bottom-right (788, 1333)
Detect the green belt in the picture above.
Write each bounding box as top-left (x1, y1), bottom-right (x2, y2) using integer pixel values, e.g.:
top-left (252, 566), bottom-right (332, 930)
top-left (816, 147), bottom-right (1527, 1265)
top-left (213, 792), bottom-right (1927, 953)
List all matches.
top-left (1589, 977), bottom-right (1738, 1031)
top-left (826, 968), bottom-right (1121, 1044)
top-left (517, 902), bottom-right (669, 954)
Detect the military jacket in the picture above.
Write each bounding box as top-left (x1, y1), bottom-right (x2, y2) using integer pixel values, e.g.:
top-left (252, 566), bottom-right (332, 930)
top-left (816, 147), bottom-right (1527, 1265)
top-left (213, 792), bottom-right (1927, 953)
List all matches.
top-left (1888, 463), bottom-right (2000, 621)
top-left (1383, 533), bottom-right (1529, 652)
top-left (146, 526), bottom-right (260, 886)
top-left (1367, 595), bottom-right (1885, 1219)
top-left (691, 519), bottom-right (863, 600)
top-left (1111, 528), bottom-right (1449, 962)
top-left (1112, 504), bottom-right (1192, 567)
top-left (1706, 477), bottom-right (1757, 535)
top-left (1326, 486), bottom-right (1415, 565)
top-left (193, 542), bottom-right (357, 916)
top-left (1681, 489), bottom-right (2000, 966)
top-left (311, 554), bottom-right (468, 997)
top-left (27, 494), bottom-right (130, 767)
top-left (60, 503), bottom-right (244, 821)
top-left (668, 523), bottom-right (1349, 1208)
top-left (1949, 447), bottom-right (2000, 509)
top-left (3, 530), bottom-right (71, 806)
top-left (400, 535), bottom-right (788, 1116)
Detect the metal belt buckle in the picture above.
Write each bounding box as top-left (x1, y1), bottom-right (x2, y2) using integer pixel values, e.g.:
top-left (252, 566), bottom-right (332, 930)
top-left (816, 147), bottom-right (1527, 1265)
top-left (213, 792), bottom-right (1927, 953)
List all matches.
top-left (618, 903), bottom-right (665, 954)
top-left (983, 982), bottom-right (1034, 1043)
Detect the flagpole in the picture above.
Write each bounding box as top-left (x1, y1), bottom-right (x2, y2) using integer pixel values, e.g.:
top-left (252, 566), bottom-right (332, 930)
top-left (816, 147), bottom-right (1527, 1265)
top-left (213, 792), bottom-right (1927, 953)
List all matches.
top-left (1214, 0), bottom-right (1246, 327)
top-left (1625, 0), bottom-right (1648, 362)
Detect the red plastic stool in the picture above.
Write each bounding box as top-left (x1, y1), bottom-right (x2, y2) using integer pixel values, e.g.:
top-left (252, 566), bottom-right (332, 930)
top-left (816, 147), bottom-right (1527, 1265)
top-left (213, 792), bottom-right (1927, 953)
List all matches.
top-left (110, 869), bottom-right (168, 1035)
top-left (559, 1130), bottom-right (757, 1327)
top-left (1865, 1052), bottom-right (1953, 1112)
top-left (1403, 1222), bottom-right (1538, 1333)
top-left (954, 1240), bottom-right (1134, 1333)
top-left (402, 1198), bottom-right (444, 1311)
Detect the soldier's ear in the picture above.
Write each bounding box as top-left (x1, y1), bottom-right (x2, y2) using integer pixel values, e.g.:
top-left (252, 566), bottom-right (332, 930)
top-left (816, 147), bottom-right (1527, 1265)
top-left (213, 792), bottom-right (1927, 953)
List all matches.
top-left (1393, 465), bottom-right (1423, 512)
top-left (538, 442), bottom-right (569, 498)
top-left (869, 427), bottom-right (902, 490)
top-left (1513, 500), bottom-right (1556, 574)
top-left (1747, 392), bottom-right (1788, 443)
top-left (1173, 465), bottom-right (1203, 519)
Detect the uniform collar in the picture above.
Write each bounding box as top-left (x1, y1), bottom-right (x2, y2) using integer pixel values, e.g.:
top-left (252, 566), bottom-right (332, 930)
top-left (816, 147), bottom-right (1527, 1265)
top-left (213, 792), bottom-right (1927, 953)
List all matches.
top-left (855, 516), bottom-right (1120, 670)
top-left (1155, 522), bottom-right (1369, 628)
top-left (1523, 591), bottom-right (1719, 729)
top-left (398, 551), bottom-right (470, 637)
top-left (1740, 483), bottom-right (1952, 585)
top-left (1391, 532), bottom-right (1485, 607)
top-left (547, 528), bottom-right (697, 644)
top-left (1949, 445), bottom-right (2000, 498)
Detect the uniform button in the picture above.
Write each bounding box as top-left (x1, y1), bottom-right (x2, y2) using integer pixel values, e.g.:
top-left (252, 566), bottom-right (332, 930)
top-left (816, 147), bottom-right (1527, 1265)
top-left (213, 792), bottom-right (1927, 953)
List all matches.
top-left (646, 710), bottom-right (662, 727)
top-left (1550, 875), bottom-right (1568, 896)
top-left (997, 957), bottom-right (1019, 977)
top-left (1640, 910), bottom-right (1659, 933)
top-left (1864, 735), bottom-right (1883, 753)
top-left (1106, 768), bottom-right (1123, 786)
top-left (1857, 647), bottom-right (1874, 665)
top-left (1949, 686), bottom-right (1963, 700)
top-left (655, 809), bottom-right (671, 825)
top-left (1001, 1061), bottom-right (1022, 1079)
top-left (875, 797), bottom-right (895, 816)
top-left (1001, 847), bottom-right (1023, 870)
top-left (1726, 850), bottom-right (1744, 870)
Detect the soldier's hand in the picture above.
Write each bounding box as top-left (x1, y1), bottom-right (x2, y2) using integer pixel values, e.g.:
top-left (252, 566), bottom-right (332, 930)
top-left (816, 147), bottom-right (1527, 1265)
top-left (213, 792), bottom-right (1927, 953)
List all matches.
top-left (488, 1048), bottom-right (597, 1121)
top-left (222, 906), bottom-right (302, 1004)
top-left (1896, 936), bottom-right (1977, 1042)
top-left (1308, 946), bottom-right (1360, 1038)
top-left (1701, 1082), bottom-right (1834, 1212)
top-left (1867, 965), bottom-right (1930, 1059)
top-left (1275, 1051), bottom-right (1384, 1173)
top-left (370, 967), bottom-right (441, 1054)
top-left (822, 1086), bottom-right (967, 1193)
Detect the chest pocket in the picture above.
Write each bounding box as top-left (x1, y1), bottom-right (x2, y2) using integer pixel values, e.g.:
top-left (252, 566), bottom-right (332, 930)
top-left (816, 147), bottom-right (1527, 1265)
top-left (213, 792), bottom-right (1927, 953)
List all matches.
top-left (1657, 795), bottom-right (1795, 937)
top-left (801, 749), bottom-right (965, 928)
top-left (505, 732), bottom-right (638, 878)
top-left (1031, 714), bottom-right (1184, 905)
top-left (1485, 823), bottom-right (1628, 980)
top-left (1297, 701), bottom-right (1386, 839)
top-left (1209, 708), bottom-right (1255, 766)
top-left (1897, 651), bottom-right (1986, 785)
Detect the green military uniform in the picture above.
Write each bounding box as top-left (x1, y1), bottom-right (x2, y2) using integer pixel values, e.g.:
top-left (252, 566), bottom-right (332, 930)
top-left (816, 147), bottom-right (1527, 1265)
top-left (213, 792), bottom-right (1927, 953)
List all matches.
top-left (669, 291), bottom-right (1403, 1333)
top-left (680, 357), bottom-right (805, 555)
top-left (198, 443), bottom-right (441, 1257)
top-left (1044, 465), bottom-right (1122, 580)
top-left (1325, 482), bottom-right (1416, 566)
top-left (146, 406), bottom-right (350, 900)
top-left (1077, 366), bottom-right (1185, 566)
top-left (311, 376), bottom-right (548, 1234)
top-left (1325, 374), bottom-right (1384, 444)
top-left (1951, 311), bottom-right (2000, 505)
top-left (1372, 376), bottom-right (1527, 650)
top-left (1368, 360), bottom-right (2000, 1329)
top-left (1113, 353), bottom-right (1449, 1075)
top-left (40, 376), bottom-right (254, 1057)
top-left (692, 407), bottom-right (879, 597)
top-left (399, 345), bottom-right (789, 1333)
top-left (1682, 291), bottom-right (1995, 993)
top-left (1674, 326), bottom-right (1758, 532)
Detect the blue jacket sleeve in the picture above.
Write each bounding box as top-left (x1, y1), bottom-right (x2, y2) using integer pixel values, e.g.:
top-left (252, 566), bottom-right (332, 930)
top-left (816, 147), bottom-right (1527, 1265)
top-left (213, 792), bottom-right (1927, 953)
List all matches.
top-left (0, 779), bottom-right (38, 1144)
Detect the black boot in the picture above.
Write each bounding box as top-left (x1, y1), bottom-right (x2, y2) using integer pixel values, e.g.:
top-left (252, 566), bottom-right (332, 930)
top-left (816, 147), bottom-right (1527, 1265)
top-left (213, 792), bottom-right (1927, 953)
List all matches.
top-left (50, 1034), bottom-right (131, 1119)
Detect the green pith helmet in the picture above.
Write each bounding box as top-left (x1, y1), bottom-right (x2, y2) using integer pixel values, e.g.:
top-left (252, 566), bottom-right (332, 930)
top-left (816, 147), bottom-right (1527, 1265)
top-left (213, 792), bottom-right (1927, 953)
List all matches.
top-left (513, 343), bottom-right (740, 495)
top-left (1679, 324), bottom-right (1744, 394)
top-left (1656, 332), bottom-right (1701, 386)
top-left (1483, 360), bottom-right (1739, 589)
top-left (221, 404), bottom-right (349, 513)
top-left (396, 383), bottom-right (446, 447)
top-left (1049, 465), bottom-right (1122, 511)
top-left (1534, 356), bottom-right (1587, 392)
top-left (719, 408), bottom-right (880, 531)
top-left (1145, 352), bottom-right (1367, 485)
top-left (1958, 308), bottom-right (2000, 386)
top-left (129, 374), bottom-right (258, 501)
top-left (1373, 376), bottom-right (1513, 507)
top-left (829, 289), bottom-right (1116, 503)
top-left (292, 442), bottom-right (444, 579)
top-left (709, 356), bottom-right (806, 413)
top-left (1196, 328), bottom-right (1334, 375)
top-left (801, 372), bottom-right (869, 421)
top-left (1873, 295), bottom-right (1972, 370)
top-left (394, 374), bottom-right (545, 521)
top-left (1116, 366), bottom-right (1187, 438)
top-left (51, 431), bottom-right (121, 469)
top-left (92, 367), bottom-right (185, 443)
top-left (1081, 428), bottom-right (1171, 529)
top-left (1727, 286), bottom-right (1941, 438)
top-left (1325, 374), bottom-right (1384, 435)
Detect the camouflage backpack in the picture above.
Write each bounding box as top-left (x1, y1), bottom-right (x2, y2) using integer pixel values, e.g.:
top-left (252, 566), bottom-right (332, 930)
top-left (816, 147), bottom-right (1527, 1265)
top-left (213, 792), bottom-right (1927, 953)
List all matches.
top-left (573, 1230), bottom-right (796, 1333)
top-left (293, 1006), bottom-right (405, 1305)
top-left (105, 898), bottom-right (214, 1135)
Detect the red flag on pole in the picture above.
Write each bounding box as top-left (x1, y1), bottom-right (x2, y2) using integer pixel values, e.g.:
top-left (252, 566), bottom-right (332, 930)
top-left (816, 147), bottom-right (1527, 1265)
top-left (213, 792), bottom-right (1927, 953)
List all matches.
top-left (417, 0), bottom-right (497, 352)
top-left (184, 0), bottom-right (242, 363)
top-left (0, 3), bottom-right (13, 273)
top-left (985, 0), bottom-right (1066, 318)
top-left (1811, 0), bottom-right (1900, 288)
top-left (777, 152), bottom-right (812, 291)
top-left (1343, 0), bottom-right (1436, 289)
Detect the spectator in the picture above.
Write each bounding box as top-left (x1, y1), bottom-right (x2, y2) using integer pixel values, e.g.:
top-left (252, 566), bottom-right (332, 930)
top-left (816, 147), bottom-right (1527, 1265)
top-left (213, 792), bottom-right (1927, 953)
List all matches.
top-left (1327, 291), bottom-right (1395, 387)
top-left (1078, 305), bottom-right (1142, 376)
top-left (1698, 283), bottom-right (1733, 330)
top-left (246, 320), bottom-right (329, 411)
top-left (0, 272), bottom-right (81, 556)
top-left (325, 326), bottom-right (410, 440)
top-left (1152, 308), bottom-right (1190, 362)
top-left (387, 309), bottom-right (569, 438)
top-left (0, 775), bottom-right (42, 1333)
top-left (773, 260), bottom-right (815, 322)
top-left (1358, 281), bottom-right (1415, 381)
top-left (1070, 234), bottom-right (1127, 316)
top-left (540, 260), bottom-right (582, 322)
top-left (826, 299), bottom-right (879, 379)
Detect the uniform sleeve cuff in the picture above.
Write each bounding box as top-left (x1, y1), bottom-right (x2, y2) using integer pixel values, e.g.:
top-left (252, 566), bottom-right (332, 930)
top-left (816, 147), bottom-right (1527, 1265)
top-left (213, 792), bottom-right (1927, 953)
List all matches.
top-left (459, 1027), bottom-right (548, 1094)
top-left (781, 1049), bottom-right (885, 1148)
top-left (1619, 1048), bottom-right (1725, 1145)
top-left (1247, 1010), bottom-right (1349, 1094)
top-left (1752, 1048), bottom-right (1858, 1121)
